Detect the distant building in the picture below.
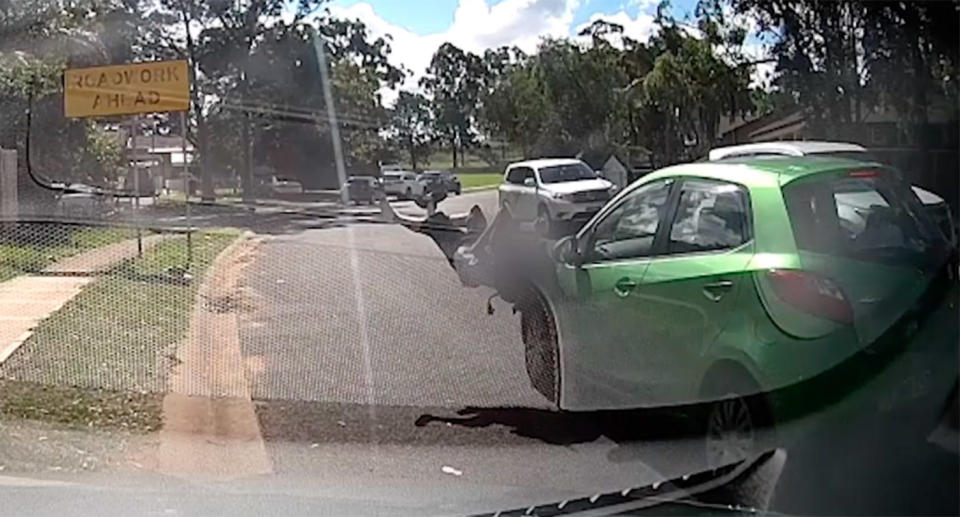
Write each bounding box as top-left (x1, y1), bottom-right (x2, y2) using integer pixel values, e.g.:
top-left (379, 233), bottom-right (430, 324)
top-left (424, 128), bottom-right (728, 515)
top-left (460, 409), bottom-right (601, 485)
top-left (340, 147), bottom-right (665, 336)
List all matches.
top-left (130, 135), bottom-right (194, 182)
top-left (579, 147), bottom-right (654, 188)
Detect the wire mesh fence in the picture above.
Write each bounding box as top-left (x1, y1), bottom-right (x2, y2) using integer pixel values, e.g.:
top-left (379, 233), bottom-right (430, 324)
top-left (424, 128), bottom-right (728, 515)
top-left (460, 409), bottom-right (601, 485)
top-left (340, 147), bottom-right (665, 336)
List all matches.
top-left (0, 221), bottom-right (236, 431)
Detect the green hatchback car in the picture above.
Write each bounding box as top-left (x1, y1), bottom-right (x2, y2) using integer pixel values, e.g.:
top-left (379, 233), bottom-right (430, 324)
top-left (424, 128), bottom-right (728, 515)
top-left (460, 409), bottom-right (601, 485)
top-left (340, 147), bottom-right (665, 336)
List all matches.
top-left (519, 155), bottom-right (955, 458)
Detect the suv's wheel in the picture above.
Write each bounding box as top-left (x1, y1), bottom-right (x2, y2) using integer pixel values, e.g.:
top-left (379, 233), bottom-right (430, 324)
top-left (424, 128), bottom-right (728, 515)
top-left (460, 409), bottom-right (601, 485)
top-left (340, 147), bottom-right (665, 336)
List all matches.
top-left (700, 365), bottom-right (773, 469)
top-left (535, 205), bottom-right (553, 237)
top-left (521, 291), bottom-right (559, 404)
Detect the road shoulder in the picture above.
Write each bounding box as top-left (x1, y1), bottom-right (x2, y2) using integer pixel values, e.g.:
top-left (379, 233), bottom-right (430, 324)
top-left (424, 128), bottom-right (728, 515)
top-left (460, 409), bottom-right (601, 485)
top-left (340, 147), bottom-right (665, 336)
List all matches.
top-left (157, 232), bottom-right (272, 479)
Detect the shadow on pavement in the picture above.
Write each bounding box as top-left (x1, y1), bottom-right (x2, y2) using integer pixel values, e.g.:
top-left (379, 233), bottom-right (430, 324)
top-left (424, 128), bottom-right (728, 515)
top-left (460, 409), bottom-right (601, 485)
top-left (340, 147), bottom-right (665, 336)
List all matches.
top-left (413, 406), bottom-right (702, 446)
top-left (252, 398), bottom-right (704, 448)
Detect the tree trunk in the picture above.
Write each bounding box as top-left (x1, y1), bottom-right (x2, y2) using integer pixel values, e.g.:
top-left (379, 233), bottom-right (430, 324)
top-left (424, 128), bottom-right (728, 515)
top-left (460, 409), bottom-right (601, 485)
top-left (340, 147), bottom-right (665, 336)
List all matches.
top-left (241, 112), bottom-right (254, 202)
top-left (198, 119), bottom-right (214, 201)
top-left (178, 0), bottom-right (215, 202)
top-left (409, 136), bottom-right (418, 170)
top-left (452, 141), bottom-right (458, 168)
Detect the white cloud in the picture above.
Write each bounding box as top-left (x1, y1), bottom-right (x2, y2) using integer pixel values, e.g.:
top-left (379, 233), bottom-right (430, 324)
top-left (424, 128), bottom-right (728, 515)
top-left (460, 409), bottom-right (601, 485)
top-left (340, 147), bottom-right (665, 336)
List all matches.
top-left (329, 0), bottom-right (580, 103)
top-left (573, 10), bottom-right (658, 47)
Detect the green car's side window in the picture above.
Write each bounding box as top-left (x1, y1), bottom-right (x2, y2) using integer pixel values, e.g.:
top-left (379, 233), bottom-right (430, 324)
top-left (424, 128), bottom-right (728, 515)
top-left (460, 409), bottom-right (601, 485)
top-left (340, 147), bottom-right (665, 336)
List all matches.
top-left (666, 179), bottom-right (750, 255)
top-left (587, 180), bottom-right (672, 262)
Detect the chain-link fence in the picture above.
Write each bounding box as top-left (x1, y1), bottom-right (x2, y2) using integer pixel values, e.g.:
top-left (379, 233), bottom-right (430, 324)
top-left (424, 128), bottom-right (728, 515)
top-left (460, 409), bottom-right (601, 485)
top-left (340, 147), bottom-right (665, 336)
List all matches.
top-left (0, 221), bottom-right (237, 432)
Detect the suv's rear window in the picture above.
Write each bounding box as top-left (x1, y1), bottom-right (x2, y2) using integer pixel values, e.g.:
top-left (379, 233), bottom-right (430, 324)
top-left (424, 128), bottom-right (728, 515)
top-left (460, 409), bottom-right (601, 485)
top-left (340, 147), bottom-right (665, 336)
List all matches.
top-left (783, 170), bottom-right (945, 262)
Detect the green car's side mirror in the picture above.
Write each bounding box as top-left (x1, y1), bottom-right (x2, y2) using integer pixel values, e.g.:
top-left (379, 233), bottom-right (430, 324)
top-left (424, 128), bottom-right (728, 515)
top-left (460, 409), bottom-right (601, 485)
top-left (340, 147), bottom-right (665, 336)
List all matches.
top-left (553, 236), bottom-right (582, 266)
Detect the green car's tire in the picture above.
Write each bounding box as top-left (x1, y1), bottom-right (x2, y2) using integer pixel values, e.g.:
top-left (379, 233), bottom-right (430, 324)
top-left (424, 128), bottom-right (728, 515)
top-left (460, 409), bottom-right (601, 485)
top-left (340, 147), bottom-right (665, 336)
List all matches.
top-left (700, 365), bottom-right (775, 469)
top-left (521, 291), bottom-right (560, 405)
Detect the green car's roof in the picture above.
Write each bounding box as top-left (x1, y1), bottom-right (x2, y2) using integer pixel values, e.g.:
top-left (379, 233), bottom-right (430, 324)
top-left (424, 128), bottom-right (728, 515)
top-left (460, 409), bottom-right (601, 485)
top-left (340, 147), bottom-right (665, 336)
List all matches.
top-left (642, 155), bottom-right (884, 188)
top-left (726, 155), bottom-right (882, 181)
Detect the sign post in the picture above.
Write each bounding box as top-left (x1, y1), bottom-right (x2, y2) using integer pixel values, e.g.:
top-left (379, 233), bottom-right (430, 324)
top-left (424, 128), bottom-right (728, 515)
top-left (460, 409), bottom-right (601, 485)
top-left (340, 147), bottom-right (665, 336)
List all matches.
top-left (181, 111), bottom-right (192, 267)
top-left (132, 115), bottom-right (142, 257)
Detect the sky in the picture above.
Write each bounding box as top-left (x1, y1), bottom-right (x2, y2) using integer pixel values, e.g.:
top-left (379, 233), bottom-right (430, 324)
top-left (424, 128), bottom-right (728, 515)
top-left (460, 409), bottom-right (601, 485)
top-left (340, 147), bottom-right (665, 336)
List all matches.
top-left (322, 0), bottom-right (732, 101)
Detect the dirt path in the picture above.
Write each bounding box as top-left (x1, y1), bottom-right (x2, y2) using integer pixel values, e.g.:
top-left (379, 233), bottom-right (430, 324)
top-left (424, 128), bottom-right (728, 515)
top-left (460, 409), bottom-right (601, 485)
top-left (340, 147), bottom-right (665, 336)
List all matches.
top-left (156, 233), bottom-right (272, 479)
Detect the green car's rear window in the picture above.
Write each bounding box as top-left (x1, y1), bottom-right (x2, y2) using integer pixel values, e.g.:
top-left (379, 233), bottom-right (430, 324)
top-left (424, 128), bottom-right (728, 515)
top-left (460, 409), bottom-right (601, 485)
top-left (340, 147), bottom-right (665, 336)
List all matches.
top-left (782, 170), bottom-right (945, 262)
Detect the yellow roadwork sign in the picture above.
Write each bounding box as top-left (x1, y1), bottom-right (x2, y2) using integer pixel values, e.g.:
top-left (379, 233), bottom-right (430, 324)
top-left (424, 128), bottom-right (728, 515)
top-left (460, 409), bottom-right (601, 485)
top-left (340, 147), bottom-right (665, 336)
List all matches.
top-left (64, 60), bottom-right (190, 117)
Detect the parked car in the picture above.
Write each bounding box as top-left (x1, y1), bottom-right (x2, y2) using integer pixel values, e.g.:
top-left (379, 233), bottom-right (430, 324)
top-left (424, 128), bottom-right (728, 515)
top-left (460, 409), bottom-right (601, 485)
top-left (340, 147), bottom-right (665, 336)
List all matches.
top-left (382, 171), bottom-right (424, 200)
top-left (418, 170), bottom-right (461, 195)
top-left (57, 184), bottom-right (109, 219)
top-left (498, 158), bottom-right (617, 235)
top-left (259, 176), bottom-right (303, 197)
top-left (343, 176), bottom-right (380, 204)
top-left (516, 156), bottom-right (954, 463)
top-left (708, 141), bottom-right (957, 245)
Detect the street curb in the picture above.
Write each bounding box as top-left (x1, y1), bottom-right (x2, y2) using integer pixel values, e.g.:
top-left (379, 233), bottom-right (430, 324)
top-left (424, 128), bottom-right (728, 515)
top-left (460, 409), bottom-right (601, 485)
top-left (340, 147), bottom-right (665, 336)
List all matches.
top-left (157, 230), bottom-right (272, 479)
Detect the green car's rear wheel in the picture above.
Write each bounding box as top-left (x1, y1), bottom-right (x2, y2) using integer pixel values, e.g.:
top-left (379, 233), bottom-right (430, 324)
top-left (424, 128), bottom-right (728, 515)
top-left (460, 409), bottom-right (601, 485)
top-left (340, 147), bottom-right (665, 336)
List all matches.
top-left (701, 366), bottom-right (774, 469)
top-left (521, 290), bottom-right (559, 404)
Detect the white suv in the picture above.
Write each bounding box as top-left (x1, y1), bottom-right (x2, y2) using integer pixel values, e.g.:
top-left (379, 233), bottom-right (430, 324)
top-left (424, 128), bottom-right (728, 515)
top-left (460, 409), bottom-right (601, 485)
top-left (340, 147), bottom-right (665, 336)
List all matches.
top-left (498, 158), bottom-right (616, 235)
top-left (382, 171), bottom-right (424, 200)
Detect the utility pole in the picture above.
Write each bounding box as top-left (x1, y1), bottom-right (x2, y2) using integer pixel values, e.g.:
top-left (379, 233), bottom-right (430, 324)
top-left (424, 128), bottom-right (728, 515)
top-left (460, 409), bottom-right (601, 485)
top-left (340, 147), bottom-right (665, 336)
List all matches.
top-left (312, 30), bottom-right (349, 205)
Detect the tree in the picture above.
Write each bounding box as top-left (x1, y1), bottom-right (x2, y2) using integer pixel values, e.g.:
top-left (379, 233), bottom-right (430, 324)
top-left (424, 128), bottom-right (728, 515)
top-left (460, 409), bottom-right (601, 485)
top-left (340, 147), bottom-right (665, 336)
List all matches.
top-left (388, 91), bottom-right (433, 170)
top-left (420, 43), bottom-right (486, 168)
top-left (147, 0), bottom-right (402, 193)
top-left (637, 17), bottom-right (754, 163)
top-left (721, 0), bottom-right (959, 128)
top-left (0, 0), bottom-right (148, 194)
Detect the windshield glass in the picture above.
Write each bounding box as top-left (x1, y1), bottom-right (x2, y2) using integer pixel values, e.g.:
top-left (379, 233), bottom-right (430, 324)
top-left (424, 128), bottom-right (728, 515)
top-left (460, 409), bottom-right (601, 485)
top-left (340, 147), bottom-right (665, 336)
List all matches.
top-left (1, 0), bottom-right (957, 515)
top-left (539, 163), bottom-right (597, 183)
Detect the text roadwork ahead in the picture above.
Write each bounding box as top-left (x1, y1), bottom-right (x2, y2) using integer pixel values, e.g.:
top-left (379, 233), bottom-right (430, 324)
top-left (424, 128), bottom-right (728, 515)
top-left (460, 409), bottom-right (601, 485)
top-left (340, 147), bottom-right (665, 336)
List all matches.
top-left (64, 60), bottom-right (190, 118)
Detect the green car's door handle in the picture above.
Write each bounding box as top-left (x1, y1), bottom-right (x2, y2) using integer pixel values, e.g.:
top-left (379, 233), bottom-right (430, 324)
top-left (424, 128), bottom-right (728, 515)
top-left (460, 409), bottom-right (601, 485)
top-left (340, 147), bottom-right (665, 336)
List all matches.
top-left (702, 280), bottom-right (734, 302)
top-left (614, 277), bottom-right (638, 298)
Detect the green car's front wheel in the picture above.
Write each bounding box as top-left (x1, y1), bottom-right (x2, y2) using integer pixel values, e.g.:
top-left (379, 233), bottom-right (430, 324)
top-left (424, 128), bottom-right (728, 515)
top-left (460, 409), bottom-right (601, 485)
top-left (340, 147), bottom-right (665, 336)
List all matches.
top-left (521, 291), bottom-right (560, 405)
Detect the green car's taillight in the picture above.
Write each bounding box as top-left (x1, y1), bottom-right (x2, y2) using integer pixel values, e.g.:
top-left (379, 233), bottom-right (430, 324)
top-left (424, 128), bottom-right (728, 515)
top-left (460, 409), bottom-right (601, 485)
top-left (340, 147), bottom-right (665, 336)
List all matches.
top-left (767, 269), bottom-right (854, 324)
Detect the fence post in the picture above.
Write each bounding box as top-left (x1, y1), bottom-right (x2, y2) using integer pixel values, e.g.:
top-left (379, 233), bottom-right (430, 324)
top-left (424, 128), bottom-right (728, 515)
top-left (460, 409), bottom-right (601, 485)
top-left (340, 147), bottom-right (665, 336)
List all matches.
top-left (0, 148), bottom-right (18, 224)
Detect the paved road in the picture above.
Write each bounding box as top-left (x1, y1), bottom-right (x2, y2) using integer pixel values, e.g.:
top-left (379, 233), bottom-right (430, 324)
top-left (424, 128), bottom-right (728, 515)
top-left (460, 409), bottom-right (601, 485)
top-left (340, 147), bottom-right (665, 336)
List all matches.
top-left (239, 190), bottom-right (539, 407)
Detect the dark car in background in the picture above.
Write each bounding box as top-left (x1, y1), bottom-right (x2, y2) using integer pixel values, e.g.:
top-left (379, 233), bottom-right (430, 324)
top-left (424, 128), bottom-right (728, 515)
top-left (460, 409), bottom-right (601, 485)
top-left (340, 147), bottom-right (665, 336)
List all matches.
top-left (343, 176), bottom-right (380, 204)
top-left (418, 170), bottom-right (461, 195)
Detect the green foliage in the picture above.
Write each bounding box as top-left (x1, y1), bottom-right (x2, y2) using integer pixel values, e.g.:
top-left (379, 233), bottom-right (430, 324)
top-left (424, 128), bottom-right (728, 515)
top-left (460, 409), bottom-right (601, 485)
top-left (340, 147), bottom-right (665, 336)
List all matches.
top-left (724, 0), bottom-right (959, 127)
top-left (388, 91), bottom-right (434, 170)
top-left (420, 43), bottom-right (488, 167)
top-left (474, 11), bottom-right (755, 167)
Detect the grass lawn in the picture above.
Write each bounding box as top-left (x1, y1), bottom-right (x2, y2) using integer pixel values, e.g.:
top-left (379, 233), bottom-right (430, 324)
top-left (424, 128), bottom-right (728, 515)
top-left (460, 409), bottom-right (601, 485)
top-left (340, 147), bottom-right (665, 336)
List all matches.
top-left (457, 173), bottom-right (503, 189)
top-left (0, 226), bottom-right (136, 283)
top-left (0, 231), bottom-right (238, 431)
